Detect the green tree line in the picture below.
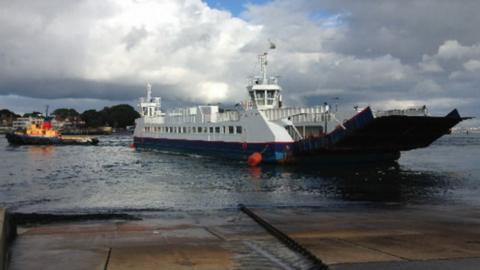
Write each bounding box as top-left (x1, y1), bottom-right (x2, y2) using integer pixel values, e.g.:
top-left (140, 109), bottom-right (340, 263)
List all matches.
top-left (53, 104), bottom-right (140, 128)
top-left (1, 104), bottom-right (140, 128)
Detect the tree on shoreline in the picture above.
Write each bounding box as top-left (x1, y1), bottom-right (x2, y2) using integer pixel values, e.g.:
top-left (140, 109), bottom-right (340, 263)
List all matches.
top-left (80, 104), bottom-right (139, 128)
top-left (0, 109), bottom-right (20, 126)
top-left (23, 111), bottom-right (42, 118)
top-left (81, 109), bottom-right (104, 127)
top-left (3, 104), bottom-right (139, 129)
top-left (0, 109), bottom-right (19, 118)
top-left (52, 108), bottom-right (80, 120)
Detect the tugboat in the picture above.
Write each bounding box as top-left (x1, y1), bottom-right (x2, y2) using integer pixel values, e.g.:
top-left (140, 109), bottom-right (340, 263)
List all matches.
top-left (6, 108), bottom-right (99, 146)
top-left (133, 49), bottom-right (471, 165)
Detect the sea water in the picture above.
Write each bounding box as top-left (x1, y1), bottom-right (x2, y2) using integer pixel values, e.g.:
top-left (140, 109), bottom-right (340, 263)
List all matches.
top-left (0, 133), bottom-right (479, 216)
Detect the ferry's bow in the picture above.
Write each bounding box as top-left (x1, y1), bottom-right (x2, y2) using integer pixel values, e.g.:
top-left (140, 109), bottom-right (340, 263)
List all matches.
top-left (290, 107), bottom-right (471, 163)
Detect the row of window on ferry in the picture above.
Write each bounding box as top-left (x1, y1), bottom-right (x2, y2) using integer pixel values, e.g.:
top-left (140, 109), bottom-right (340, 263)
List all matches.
top-left (145, 125), bottom-right (243, 135)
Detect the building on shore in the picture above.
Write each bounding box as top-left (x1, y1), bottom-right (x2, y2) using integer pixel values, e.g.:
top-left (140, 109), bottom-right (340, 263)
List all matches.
top-left (51, 115), bottom-right (86, 131)
top-left (12, 117), bottom-right (44, 130)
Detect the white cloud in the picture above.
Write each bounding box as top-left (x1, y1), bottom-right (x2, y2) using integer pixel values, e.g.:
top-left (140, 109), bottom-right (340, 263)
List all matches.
top-left (0, 0), bottom-right (479, 118)
top-left (464, 60), bottom-right (480, 72)
top-left (419, 55), bottom-right (443, 73)
top-left (412, 79), bottom-right (443, 94)
top-left (322, 55), bottom-right (413, 89)
top-left (196, 81), bottom-right (229, 102)
top-left (437, 40), bottom-right (480, 60)
top-left (0, 0), bottom-right (262, 103)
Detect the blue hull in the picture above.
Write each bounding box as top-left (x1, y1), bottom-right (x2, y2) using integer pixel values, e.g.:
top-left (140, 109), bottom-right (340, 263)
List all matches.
top-left (133, 137), bottom-right (291, 162)
top-left (133, 137), bottom-right (403, 164)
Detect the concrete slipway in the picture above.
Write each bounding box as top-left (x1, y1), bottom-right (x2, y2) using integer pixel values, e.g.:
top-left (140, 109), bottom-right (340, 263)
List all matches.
top-left (3, 205), bottom-right (480, 270)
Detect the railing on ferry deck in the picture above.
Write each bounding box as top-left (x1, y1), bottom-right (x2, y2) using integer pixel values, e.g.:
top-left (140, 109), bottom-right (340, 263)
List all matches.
top-left (290, 113), bottom-right (331, 124)
top-left (164, 115), bottom-right (196, 124)
top-left (374, 106), bottom-right (428, 117)
top-left (263, 106), bottom-right (331, 122)
top-left (161, 111), bottom-right (240, 124)
top-left (146, 106), bottom-right (333, 125)
top-left (216, 111), bottom-right (240, 122)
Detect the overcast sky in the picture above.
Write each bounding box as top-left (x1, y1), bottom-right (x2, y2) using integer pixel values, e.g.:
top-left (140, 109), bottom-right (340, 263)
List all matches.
top-left (0, 0), bottom-right (479, 122)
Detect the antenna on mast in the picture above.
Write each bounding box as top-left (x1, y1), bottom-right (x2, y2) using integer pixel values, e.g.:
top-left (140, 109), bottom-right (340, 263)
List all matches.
top-left (259, 39), bottom-right (276, 84)
top-left (259, 52), bottom-right (268, 84)
top-left (146, 83), bottom-right (152, 102)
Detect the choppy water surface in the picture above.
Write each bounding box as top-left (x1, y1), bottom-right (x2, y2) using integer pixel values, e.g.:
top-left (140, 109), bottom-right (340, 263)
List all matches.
top-left (0, 133), bottom-right (479, 214)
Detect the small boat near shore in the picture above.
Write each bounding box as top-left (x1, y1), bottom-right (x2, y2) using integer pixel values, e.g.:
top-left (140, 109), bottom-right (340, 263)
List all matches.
top-left (5, 117), bottom-right (98, 146)
top-left (6, 133), bottom-right (99, 145)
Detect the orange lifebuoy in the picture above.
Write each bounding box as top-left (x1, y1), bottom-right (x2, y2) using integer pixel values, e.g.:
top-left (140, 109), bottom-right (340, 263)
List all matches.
top-left (247, 152), bottom-right (262, 167)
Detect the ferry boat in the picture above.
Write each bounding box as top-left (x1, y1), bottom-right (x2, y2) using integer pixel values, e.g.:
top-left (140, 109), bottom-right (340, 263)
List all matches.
top-left (133, 52), bottom-right (469, 165)
top-left (6, 117), bottom-right (99, 146)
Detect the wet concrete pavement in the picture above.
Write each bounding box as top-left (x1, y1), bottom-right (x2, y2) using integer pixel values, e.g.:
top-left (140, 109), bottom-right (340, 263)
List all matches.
top-left (7, 205), bottom-right (480, 269)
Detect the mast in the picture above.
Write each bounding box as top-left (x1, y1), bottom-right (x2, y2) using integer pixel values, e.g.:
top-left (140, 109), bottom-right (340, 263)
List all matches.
top-left (146, 83), bottom-right (152, 102)
top-left (246, 41), bottom-right (282, 110)
top-left (260, 52), bottom-right (268, 84)
top-left (139, 83), bottom-right (161, 117)
top-left (259, 40), bottom-right (275, 84)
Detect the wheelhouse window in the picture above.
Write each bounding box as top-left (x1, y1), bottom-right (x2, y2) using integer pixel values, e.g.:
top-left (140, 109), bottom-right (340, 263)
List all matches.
top-left (215, 127), bottom-right (220, 133)
top-left (255, 91), bottom-right (264, 99)
top-left (267, 90), bottom-right (276, 105)
top-left (255, 91), bottom-right (265, 105)
top-left (236, 126), bottom-right (242, 134)
top-left (209, 127), bottom-right (213, 133)
top-left (228, 126), bottom-right (234, 134)
top-left (197, 127), bottom-right (202, 133)
top-left (267, 90), bottom-right (275, 98)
